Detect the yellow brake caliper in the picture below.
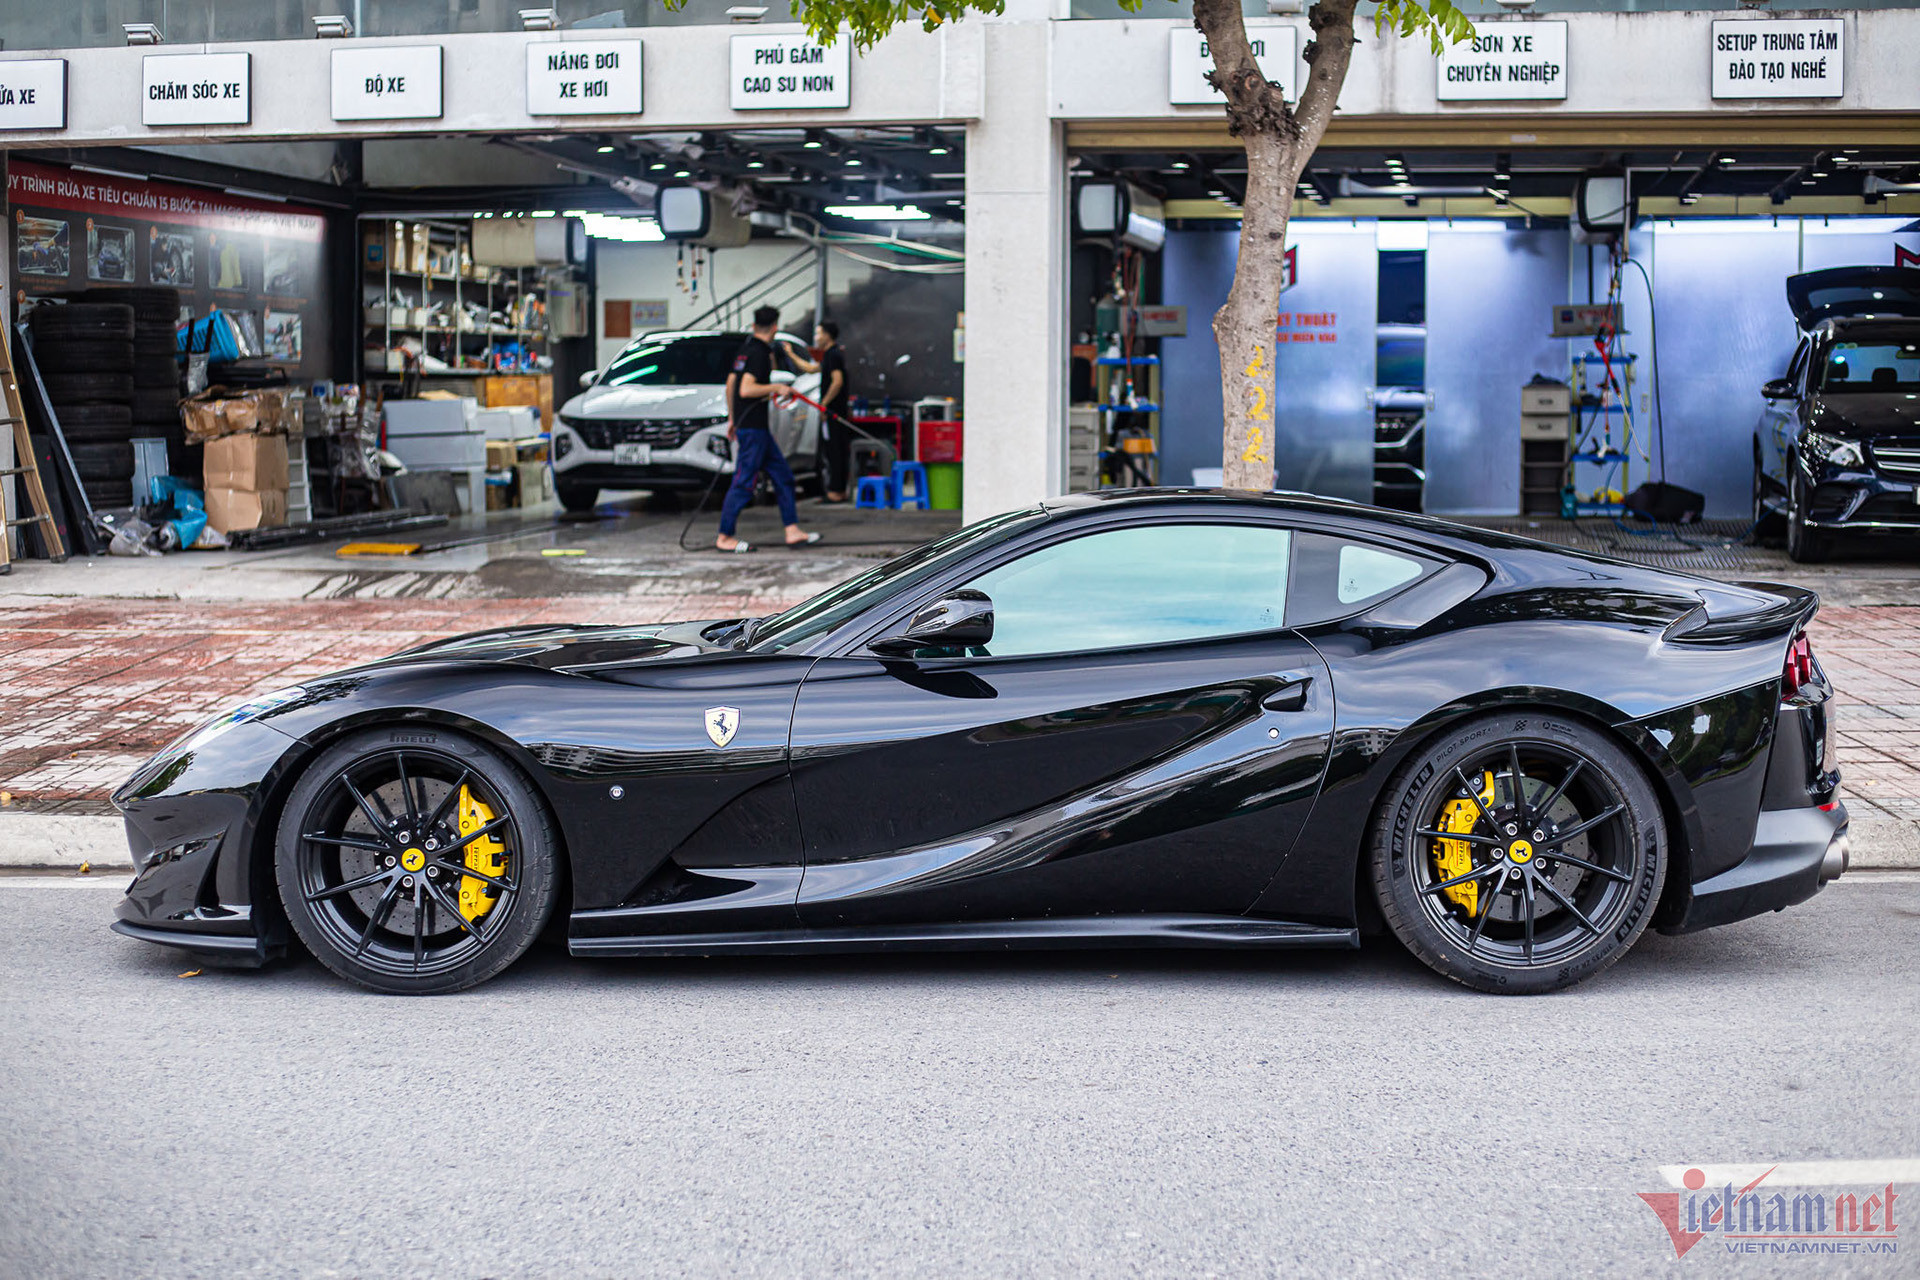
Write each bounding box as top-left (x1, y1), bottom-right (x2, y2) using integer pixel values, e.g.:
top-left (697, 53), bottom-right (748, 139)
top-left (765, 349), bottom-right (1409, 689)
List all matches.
top-left (455, 785), bottom-right (508, 923)
top-left (1432, 771), bottom-right (1495, 917)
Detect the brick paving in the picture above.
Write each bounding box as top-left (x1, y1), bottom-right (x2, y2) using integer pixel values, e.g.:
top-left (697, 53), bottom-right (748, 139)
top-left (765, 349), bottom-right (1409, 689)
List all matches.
top-left (0, 591), bottom-right (802, 808)
top-left (0, 593), bottom-right (1914, 825)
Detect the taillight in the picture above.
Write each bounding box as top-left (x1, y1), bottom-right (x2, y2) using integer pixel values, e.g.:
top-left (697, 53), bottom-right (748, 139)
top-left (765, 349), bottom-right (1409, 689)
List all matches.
top-left (1782, 634), bottom-right (1815, 699)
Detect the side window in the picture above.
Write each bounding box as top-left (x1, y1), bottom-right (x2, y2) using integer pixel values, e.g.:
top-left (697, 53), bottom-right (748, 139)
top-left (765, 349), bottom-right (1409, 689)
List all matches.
top-left (1287, 532), bottom-right (1440, 627)
top-left (951, 523), bottom-right (1292, 658)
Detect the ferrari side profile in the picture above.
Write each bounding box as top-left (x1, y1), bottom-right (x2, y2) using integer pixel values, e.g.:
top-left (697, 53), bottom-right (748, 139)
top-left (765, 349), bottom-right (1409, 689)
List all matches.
top-left (111, 491), bottom-right (1848, 995)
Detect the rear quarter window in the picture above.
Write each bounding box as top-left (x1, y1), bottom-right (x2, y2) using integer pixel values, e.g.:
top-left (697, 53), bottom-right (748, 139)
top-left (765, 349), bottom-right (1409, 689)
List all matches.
top-left (1286, 532), bottom-right (1443, 627)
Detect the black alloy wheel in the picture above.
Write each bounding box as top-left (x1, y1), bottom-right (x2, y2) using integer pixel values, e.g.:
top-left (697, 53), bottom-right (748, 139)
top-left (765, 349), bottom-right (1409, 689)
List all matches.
top-left (276, 728), bottom-right (560, 994)
top-left (555, 482), bottom-right (600, 514)
top-left (1750, 448), bottom-right (1785, 540)
top-left (1785, 466), bottom-right (1831, 563)
top-left (1370, 714), bottom-right (1666, 994)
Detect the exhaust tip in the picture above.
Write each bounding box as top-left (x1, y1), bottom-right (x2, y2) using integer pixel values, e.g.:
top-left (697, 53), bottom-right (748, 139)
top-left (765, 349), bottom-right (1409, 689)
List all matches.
top-left (1819, 830), bottom-right (1850, 884)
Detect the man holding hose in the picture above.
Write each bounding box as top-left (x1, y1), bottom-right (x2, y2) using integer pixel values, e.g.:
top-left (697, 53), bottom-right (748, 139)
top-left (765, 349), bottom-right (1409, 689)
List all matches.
top-left (716, 305), bottom-right (821, 553)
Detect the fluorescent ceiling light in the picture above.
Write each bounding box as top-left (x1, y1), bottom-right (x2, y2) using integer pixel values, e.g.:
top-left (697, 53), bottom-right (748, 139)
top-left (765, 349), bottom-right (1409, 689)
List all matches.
top-left (572, 211), bottom-right (665, 242)
top-left (824, 204), bottom-right (931, 221)
top-left (1375, 219), bottom-right (1429, 251)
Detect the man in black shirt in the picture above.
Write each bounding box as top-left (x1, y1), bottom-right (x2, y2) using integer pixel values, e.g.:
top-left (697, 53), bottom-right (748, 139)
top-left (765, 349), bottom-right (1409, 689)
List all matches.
top-left (813, 322), bottom-right (852, 501)
top-left (717, 305), bottom-right (818, 552)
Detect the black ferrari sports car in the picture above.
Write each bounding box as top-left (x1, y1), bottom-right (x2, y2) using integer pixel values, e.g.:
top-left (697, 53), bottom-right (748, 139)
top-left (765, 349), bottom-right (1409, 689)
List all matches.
top-left (111, 491), bottom-right (1848, 995)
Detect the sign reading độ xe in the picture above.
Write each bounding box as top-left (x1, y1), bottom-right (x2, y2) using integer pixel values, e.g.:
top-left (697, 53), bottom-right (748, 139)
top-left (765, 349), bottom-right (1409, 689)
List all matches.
top-left (141, 52), bottom-right (250, 126)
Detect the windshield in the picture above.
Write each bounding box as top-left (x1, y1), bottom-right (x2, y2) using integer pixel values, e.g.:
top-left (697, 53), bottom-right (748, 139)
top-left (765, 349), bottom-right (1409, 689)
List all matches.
top-left (600, 335), bottom-right (742, 388)
top-left (751, 508), bottom-right (1050, 652)
top-left (1819, 339), bottom-right (1920, 393)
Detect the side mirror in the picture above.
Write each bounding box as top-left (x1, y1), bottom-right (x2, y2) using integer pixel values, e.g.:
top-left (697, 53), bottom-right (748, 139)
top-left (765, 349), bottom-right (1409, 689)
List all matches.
top-left (1762, 378), bottom-right (1796, 401)
top-left (579, 369), bottom-right (599, 389)
top-left (870, 590), bottom-right (994, 657)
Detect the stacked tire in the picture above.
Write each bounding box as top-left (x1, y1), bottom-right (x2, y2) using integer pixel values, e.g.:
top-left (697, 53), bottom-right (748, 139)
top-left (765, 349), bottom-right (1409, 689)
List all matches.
top-left (95, 287), bottom-right (187, 482)
top-left (29, 302), bottom-right (138, 509)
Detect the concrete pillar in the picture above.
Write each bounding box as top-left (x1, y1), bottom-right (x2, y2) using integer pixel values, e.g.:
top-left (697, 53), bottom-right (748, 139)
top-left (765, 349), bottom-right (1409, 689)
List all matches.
top-left (962, 18), bottom-right (1066, 522)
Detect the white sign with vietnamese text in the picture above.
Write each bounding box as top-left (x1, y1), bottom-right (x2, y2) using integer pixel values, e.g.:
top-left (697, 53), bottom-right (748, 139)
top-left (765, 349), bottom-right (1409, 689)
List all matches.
top-left (1437, 22), bottom-right (1566, 101)
top-left (0, 59), bottom-right (67, 131)
top-left (1711, 19), bottom-right (1843, 99)
top-left (527, 40), bottom-right (643, 115)
top-left (142, 52), bottom-right (251, 126)
top-left (331, 45), bottom-right (443, 121)
top-left (1168, 24), bottom-right (1298, 105)
top-left (730, 33), bottom-right (850, 110)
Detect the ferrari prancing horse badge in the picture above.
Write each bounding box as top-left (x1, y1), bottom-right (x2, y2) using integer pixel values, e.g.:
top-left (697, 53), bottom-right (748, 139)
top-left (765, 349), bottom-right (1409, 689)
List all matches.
top-left (705, 706), bottom-right (741, 747)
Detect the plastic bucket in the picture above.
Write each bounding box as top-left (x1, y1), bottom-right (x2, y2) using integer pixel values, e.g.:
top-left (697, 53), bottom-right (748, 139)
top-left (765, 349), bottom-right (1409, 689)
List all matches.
top-left (926, 462), bottom-right (963, 511)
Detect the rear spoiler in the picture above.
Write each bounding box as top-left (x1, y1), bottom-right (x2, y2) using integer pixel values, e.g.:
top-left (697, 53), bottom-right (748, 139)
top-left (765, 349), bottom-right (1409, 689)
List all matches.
top-left (1664, 582), bottom-right (1819, 645)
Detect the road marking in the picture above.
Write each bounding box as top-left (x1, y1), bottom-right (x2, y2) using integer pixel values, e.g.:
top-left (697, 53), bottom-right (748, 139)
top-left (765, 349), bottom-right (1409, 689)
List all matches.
top-left (1659, 1159), bottom-right (1920, 1188)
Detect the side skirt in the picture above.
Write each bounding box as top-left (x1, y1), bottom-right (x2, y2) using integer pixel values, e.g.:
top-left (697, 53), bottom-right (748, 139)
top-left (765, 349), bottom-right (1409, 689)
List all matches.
top-left (569, 914), bottom-right (1360, 958)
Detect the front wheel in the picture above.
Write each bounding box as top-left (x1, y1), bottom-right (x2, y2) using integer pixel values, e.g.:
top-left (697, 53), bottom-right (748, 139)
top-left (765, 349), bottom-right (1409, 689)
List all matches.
top-left (1785, 467), bottom-right (1829, 563)
top-left (555, 482), bottom-right (599, 514)
top-left (1369, 714), bottom-right (1667, 994)
top-left (275, 728), bottom-right (560, 994)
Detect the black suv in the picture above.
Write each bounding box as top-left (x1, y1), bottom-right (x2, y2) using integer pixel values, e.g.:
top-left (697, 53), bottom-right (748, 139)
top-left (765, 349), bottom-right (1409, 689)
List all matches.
top-left (1755, 266), bottom-right (1920, 562)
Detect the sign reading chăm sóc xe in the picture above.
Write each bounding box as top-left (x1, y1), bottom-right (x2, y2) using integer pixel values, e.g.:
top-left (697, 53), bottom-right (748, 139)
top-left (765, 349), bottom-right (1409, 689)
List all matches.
top-left (142, 52), bottom-right (251, 126)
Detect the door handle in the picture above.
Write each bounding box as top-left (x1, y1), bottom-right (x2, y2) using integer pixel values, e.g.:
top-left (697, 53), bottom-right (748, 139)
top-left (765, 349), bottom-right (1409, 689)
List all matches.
top-left (1263, 676), bottom-right (1313, 713)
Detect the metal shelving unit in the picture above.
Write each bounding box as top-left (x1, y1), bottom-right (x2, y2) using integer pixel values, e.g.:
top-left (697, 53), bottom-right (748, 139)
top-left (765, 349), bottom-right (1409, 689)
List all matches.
top-left (360, 218), bottom-right (551, 383)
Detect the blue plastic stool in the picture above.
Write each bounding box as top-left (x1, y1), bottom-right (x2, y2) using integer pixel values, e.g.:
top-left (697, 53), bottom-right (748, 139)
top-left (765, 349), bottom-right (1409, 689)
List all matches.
top-left (854, 474), bottom-right (894, 509)
top-left (891, 462), bottom-right (931, 510)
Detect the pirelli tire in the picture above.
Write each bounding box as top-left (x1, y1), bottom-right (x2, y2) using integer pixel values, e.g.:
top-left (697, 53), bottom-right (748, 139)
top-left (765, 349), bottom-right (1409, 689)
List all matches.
top-left (276, 727), bottom-right (562, 995)
top-left (41, 372), bottom-right (134, 404)
top-left (32, 340), bottom-right (135, 376)
top-left (1368, 712), bottom-right (1668, 995)
top-left (49, 403), bottom-right (136, 443)
top-left (28, 303), bottom-right (136, 342)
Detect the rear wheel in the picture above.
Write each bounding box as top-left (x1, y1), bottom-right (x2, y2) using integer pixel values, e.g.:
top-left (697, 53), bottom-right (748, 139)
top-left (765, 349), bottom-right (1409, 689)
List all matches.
top-left (275, 728), bottom-right (560, 994)
top-left (1369, 714), bottom-right (1666, 994)
top-left (556, 482), bottom-right (599, 514)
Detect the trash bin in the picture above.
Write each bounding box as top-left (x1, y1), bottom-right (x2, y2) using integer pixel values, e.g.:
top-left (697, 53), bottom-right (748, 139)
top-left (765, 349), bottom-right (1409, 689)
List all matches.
top-left (926, 462), bottom-right (962, 511)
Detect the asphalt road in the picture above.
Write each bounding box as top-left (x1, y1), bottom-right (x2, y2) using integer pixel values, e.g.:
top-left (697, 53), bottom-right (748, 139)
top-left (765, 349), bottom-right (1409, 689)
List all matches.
top-left (3, 876), bottom-right (1916, 1278)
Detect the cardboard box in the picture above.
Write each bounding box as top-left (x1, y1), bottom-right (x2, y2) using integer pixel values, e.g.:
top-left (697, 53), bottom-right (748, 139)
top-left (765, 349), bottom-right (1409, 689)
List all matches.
top-left (204, 433), bottom-right (289, 493)
top-left (479, 375), bottom-right (552, 430)
top-left (486, 440), bottom-right (517, 469)
top-left (205, 486), bottom-right (288, 533)
top-left (514, 461), bottom-right (552, 507)
top-left (474, 405), bottom-right (537, 440)
top-left (385, 398), bottom-right (477, 438)
top-left (181, 388), bottom-right (291, 442)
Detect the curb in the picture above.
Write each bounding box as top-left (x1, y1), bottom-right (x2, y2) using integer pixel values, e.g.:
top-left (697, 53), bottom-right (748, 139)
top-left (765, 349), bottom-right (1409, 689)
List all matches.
top-left (0, 814), bottom-right (133, 871)
top-left (2, 812), bottom-right (1916, 872)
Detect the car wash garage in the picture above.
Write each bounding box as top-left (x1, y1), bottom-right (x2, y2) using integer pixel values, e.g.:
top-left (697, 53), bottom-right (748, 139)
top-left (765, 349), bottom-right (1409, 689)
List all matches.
top-left (0, 16), bottom-right (976, 565)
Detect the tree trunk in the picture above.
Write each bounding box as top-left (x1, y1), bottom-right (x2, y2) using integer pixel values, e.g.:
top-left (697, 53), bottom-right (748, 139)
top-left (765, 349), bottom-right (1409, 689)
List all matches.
top-left (1193, 0), bottom-right (1358, 491)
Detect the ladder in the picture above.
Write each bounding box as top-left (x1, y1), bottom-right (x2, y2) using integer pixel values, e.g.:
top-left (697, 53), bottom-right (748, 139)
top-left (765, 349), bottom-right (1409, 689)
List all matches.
top-left (1, 335), bottom-right (67, 571)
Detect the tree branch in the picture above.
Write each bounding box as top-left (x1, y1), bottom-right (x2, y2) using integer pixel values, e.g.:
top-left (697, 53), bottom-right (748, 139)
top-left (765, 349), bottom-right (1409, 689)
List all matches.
top-left (1192, 0), bottom-right (1292, 141)
top-left (1295, 0), bottom-right (1360, 153)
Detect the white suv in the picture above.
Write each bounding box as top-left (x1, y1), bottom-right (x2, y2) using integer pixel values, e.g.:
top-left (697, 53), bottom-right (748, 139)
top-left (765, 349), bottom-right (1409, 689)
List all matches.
top-left (552, 329), bottom-right (822, 512)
